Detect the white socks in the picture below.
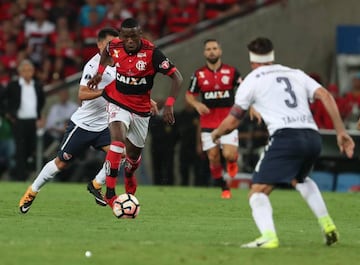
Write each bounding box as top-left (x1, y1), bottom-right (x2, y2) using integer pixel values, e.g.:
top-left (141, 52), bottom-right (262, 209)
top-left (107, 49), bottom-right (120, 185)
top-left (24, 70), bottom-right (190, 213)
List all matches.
top-left (31, 159), bottom-right (60, 192)
top-left (295, 177), bottom-right (329, 218)
top-left (94, 164), bottom-right (106, 185)
top-left (249, 192), bottom-right (276, 237)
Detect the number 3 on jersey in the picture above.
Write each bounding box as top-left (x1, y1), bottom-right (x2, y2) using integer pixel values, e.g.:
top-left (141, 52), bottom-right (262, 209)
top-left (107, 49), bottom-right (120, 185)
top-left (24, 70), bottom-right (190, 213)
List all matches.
top-left (276, 77), bottom-right (297, 108)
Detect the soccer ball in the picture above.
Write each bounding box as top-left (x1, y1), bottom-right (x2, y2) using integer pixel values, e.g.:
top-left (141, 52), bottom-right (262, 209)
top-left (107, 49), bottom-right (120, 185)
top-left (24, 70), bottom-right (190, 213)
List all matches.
top-left (112, 193), bottom-right (140, 219)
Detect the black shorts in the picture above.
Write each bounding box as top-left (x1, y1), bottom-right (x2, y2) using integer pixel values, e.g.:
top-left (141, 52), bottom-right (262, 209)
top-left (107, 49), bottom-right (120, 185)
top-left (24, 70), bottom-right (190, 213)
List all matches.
top-left (253, 128), bottom-right (322, 185)
top-left (57, 121), bottom-right (110, 162)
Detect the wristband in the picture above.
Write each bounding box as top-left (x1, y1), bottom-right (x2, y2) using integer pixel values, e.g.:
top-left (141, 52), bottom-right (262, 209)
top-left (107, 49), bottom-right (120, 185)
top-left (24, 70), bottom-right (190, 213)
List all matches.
top-left (165, 96), bottom-right (175, 107)
top-left (97, 64), bottom-right (105, 74)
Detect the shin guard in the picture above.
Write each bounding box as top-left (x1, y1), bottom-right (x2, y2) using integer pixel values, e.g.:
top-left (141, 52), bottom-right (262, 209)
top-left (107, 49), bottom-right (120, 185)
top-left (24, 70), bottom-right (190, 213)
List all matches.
top-left (105, 141), bottom-right (125, 197)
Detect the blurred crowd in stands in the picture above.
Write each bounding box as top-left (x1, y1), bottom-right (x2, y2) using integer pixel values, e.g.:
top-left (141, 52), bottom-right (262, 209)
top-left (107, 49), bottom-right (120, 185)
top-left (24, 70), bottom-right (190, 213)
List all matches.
top-left (0, 0), bottom-right (279, 87)
top-left (310, 72), bottom-right (360, 131)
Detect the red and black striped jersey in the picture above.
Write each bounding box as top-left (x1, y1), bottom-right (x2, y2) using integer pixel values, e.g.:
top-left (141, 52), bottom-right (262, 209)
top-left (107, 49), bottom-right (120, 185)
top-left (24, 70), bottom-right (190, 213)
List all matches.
top-left (103, 38), bottom-right (177, 116)
top-left (187, 63), bottom-right (241, 130)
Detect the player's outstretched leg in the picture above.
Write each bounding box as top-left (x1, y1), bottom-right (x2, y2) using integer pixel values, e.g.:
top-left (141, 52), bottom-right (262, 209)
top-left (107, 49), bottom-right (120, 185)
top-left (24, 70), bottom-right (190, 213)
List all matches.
top-left (210, 163), bottom-right (231, 199)
top-left (296, 177), bottom-right (339, 246)
top-left (19, 158), bottom-right (60, 214)
top-left (241, 192), bottom-right (279, 248)
top-left (19, 186), bottom-right (38, 214)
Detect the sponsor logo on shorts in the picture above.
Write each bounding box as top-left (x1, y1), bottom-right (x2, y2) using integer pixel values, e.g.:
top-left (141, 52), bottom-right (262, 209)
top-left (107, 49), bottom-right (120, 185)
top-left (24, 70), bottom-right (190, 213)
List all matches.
top-left (62, 152), bottom-right (72, 160)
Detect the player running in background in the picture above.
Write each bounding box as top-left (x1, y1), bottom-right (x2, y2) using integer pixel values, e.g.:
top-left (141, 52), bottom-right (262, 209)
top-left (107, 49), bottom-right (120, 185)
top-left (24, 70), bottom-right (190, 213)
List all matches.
top-left (212, 37), bottom-right (354, 248)
top-left (186, 39), bottom-right (241, 199)
top-left (18, 28), bottom-right (120, 213)
top-left (87, 18), bottom-right (183, 208)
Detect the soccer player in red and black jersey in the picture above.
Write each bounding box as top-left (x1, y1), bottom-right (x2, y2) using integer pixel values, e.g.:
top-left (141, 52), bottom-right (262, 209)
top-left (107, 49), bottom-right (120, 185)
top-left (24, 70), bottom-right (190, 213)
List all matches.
top-left (88, 18), bottom-right (183, 207)
top-left (186, 39), bottom-right (241, 199)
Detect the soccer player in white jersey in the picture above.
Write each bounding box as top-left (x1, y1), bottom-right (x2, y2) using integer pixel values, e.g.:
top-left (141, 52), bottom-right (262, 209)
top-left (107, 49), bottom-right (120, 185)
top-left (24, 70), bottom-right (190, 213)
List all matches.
top-left (18, 28), bottom-right (120, 213)
top-left (211, 37), bottom-right (355, 248)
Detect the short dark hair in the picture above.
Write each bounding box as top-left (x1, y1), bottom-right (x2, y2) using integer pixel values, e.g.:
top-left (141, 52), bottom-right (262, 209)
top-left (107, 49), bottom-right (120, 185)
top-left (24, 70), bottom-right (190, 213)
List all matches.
top-left (203, 38), bottom-right (219, 46)
top-left (247, 37), bottom-right (273, 55)
top-left (97, 27), bottom-right (119, 41)
top-left (121, 18), bottom-right (139, 29)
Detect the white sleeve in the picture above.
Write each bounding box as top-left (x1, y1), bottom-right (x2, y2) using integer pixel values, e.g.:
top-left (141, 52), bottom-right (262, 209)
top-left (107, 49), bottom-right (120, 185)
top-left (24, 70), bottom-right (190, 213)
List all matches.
top-left (79, 58), bottom-right (98, 86)
top-left (301, 70), bottom-right (322, 100)
top-left (234, 75), bottom-right (256, 110)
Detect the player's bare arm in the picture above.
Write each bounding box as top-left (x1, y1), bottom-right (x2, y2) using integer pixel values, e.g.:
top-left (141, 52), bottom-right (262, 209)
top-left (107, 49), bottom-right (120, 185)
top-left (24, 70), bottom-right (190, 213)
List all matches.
top-left (249, 106), bottom-right (262, 124)
top-left (163, 69), bottom-right (183, 125)
top-left (211, 104), bottom-right (245, 142)
top-left (185, 93), bottom-right (210, 115)
top-left (150, 99), bottom-right (159, 115)
top-left (314, 86), bottom-right (355, 158)
top-left (78, 85), bottom-right (103, 101)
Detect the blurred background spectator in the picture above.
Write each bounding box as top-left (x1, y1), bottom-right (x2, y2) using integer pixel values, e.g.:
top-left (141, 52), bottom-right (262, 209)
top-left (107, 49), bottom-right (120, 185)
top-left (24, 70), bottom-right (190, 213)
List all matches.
top-left (24, 5), bottom-right (55, 82)
top-left (342, 73), bottom-right (360, 129)
top-left (0, 83), bottom-right (15, 179)
top-left (78, 0), bottom-right (107, 27)
top-left (175, 101), bottom-right (210, 186)
top-left (2, 59), bottom-right (45, 181)
top-left (149, 99), bottom-right (178, 185)
top-left (43, 89), bottom-right (78, 158)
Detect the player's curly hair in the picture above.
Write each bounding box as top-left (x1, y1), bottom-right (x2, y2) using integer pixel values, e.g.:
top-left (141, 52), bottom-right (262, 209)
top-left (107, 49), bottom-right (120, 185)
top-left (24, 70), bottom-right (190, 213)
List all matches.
top-left (121, 18), bottom-right (140, 29)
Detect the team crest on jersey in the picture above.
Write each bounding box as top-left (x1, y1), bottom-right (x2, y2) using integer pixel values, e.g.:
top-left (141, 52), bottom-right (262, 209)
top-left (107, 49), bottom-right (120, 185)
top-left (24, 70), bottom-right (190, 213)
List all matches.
top-left (62, 152), bottom-right (72, 161)
top-left (199, 71), bottom-right (205, 78)
top-left (117, 73), bottom-right (147, 85)
top-left (221, 75), bottom-right (230, 85)
top-left (159, 59), bottom-right (170, 69)
top-left (204, 90), bottom-right (230, 99)
top-left (136, 60), bottom-right (146, 71)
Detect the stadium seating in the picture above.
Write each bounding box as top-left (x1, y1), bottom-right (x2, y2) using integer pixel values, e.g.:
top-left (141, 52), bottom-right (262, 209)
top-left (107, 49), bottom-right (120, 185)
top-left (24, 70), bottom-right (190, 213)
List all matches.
top-left (335, 172), bottom-right (360, 192)
top-left (310, 171), bottom-right (335, 191)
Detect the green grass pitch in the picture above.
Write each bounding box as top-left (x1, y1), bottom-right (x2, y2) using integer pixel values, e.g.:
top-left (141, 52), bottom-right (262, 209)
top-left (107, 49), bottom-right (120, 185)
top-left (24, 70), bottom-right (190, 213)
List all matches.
top-left (0, 182), bottom-right (359, 265)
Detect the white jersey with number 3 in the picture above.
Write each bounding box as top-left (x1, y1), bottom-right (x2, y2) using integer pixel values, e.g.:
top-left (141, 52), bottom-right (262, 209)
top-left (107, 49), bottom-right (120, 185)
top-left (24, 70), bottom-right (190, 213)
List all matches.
top-left (71, 53), bottom-right (115, 132)
top-left (235, 64), bottom-right (320, 135)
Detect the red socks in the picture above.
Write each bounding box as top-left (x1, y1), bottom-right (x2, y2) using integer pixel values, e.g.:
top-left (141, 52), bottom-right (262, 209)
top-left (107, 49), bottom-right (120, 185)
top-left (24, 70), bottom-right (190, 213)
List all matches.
top-left (105, 141), bottom-right (125, 197)
top-left (124, 155), bottom-right (141, 177)
top-left (209, 163), bottom-right (223, 179)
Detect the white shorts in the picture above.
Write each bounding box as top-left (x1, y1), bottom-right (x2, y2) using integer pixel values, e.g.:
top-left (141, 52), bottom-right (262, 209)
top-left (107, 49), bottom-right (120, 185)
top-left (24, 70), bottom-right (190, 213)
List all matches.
top-left (107, 103), bottom-right (150, 148)
top-left (201, 129), bottom-right (239, 151)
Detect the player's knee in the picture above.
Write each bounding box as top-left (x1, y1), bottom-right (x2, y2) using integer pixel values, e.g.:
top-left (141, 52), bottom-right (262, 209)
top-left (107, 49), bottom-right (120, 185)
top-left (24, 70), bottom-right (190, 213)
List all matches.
top-left (222, 149), bottom-right (238, 162)
top-left (54, 157), bottom-right (68, 170)
top-left (248, 184), bottom-right (272, 198)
